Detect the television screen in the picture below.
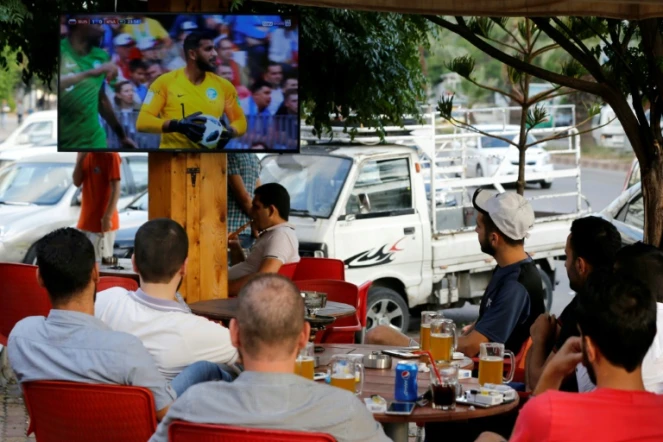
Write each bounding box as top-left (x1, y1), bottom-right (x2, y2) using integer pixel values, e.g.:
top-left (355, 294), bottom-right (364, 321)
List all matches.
top-left (58, 13), bottom-right (299, 153)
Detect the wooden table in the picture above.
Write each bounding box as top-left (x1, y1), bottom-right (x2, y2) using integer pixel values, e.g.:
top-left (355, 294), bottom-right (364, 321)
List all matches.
top-left (190, 298), bottom-right (356, 322)
top-left (317, 344), bottom-right (518, 442)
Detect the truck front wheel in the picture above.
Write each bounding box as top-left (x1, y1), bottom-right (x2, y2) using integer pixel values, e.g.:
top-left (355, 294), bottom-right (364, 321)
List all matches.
top-left (366, 287), bottom-right (410, 333)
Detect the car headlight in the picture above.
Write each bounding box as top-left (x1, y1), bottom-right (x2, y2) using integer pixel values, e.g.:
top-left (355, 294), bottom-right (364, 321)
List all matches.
top-left (542, 154), bottom-right (550, 165)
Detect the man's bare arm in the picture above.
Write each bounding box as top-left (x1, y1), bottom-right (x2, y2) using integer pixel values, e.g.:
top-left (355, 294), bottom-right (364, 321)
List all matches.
top-left (228, 174), bottom-right (253, 215)
top-left (228, 258), bottom-right (283, 296)
top-left (456, 329), bottom-right (489, 358)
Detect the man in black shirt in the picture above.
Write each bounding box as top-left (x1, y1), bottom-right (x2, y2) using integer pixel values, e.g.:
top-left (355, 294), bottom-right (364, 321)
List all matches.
top-left (526, 216), bottom-right (621, 391)
top-left (367, 189), bottom-right (544, 358)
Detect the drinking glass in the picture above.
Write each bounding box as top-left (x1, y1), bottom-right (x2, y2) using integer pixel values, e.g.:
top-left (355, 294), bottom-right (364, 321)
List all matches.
top-left (420, 311), bottom-right (442, 351)
top-left (478, 342), bottom-right (515, 386)
top-left (294, 342), bottom-right (315, 380)
top-left (430, 318), bottom-right (457, 363)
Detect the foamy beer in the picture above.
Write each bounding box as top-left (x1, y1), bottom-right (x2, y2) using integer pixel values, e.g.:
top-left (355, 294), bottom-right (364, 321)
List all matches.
top-left (430, 318), bottom-right (457, 362)
top-left (295, 342), bottom-right (315, 380)
top-left (420, 311), bottom-right (441, 351)
top-left (328, 354), bottom-right (364, 395)
top-left (478, 342), bottom-right (515, 386)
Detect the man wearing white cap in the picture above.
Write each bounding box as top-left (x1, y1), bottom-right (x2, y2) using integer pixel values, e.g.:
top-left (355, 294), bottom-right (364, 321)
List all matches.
top-left (366, 189), bottom-right (545, 358)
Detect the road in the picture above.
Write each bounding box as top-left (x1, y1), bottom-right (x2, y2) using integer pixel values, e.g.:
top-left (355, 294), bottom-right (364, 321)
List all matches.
top-left (408, 165), bottom-right (629, 333)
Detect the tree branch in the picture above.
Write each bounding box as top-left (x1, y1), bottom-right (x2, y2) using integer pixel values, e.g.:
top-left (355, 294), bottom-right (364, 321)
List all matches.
top-left (491, 19), bottom-right (527, 53)
top-left (442, 118), bottom-right (519, 148)
top-left (425, 16), bottom-right (606, 97)
top-left (530, 17), bottom-right (607, 83)
top-left (464, 77), bottom-right (522, 104)
top-left (531, 43), bottom-right (559, 59)
top-left (526, 116), bottom-right (615, 147)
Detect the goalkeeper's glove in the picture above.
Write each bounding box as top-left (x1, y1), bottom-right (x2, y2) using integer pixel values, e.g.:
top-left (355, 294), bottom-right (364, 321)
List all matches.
top-left (168, 111), bottom-right (206, 143)
top-left (216, 119), bottom-right (237, 149)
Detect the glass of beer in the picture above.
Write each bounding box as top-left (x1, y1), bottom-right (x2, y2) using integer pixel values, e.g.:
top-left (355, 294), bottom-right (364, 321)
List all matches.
top-left (430, 318), bottom-right (457, 363)
top-left (430, 364), bottom-right (461, 410)
top-left (420, 311), bottom-right (442, 351)
top-left (478, 342), bottom-right (515, 386)
top-left (294, 342), bottom-right (315, 380)
top-left (328, 354), bottom-right (364, 395)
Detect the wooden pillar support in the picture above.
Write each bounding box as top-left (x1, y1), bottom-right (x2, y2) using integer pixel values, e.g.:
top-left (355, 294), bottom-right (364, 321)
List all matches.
top-left (147, 0), bottom-right (231, 302)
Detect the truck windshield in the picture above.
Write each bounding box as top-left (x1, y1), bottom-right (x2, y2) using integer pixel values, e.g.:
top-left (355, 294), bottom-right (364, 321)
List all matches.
top-left (260, 154), bottom-right (352, 219)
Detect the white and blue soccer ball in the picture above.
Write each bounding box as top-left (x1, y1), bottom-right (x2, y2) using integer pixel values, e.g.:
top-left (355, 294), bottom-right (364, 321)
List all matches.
top-left (197, 115), bottom-right (226, 149)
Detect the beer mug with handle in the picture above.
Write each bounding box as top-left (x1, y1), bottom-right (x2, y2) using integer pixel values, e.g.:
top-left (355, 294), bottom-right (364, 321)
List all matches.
top-left (295, 342), bottom-right (315, 380)
top-left (478, 342), bottom-right (515, 385)
top-left (328, 354), bottom-right (364, 395)
top-left (430, 318), bottom-right (457, 363)
top-left (420, 311), bottom-right (442, 352)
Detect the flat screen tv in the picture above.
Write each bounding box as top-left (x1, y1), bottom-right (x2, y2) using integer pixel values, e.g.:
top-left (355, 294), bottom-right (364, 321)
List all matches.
top-left (58, 13), bottom-right (299, 153)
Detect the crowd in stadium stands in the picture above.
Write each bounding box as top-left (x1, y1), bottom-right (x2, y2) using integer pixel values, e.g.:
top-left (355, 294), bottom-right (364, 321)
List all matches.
top-left (60, 15), bottom-right (299, 150)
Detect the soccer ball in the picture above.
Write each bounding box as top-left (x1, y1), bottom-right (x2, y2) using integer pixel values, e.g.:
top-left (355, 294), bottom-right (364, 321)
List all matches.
top-left (197, 115), bottom-right (226, 149)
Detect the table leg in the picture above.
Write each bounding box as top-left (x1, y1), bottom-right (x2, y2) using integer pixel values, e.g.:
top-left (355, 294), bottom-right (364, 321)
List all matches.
top-left (383, 422), bottom-right (409, 442)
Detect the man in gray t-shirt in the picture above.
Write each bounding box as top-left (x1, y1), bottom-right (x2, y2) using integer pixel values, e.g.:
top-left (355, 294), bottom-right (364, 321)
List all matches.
top-left (150, 274), bottom-right (389, 442)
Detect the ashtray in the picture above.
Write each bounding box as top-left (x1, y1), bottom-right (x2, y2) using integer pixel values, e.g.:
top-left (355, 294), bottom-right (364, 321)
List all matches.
top-left (364, 351), bottom-right (392, 369)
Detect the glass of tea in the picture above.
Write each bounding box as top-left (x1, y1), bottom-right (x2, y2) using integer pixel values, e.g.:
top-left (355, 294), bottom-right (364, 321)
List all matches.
top-left (294, 342), bottom-right (315, 380)
top-left (430, 364), bottom-right (460, 410)
top-left (478, 342), bottom-right (515, 386)
top-left (420, 311), bottom-right (442, 352)
top-left (430, 318), bottom-right (457, 363)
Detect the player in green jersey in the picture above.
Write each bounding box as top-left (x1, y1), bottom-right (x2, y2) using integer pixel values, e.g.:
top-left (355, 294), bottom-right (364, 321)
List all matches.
top-left (59, 19), bottom-right (137, 150)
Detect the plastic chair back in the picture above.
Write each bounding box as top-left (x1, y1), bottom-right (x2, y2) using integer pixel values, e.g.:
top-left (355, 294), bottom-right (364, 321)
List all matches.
top-left (22, 380), bottom-right (157, 442)
top-left (0, 263), bottom-right (51, 345)
top-left (97, 276), bottom-right (139, 292)
top-left (292, 257), bottom-right (345, 281)
top-left (169, 420), bottom-right (336, 442)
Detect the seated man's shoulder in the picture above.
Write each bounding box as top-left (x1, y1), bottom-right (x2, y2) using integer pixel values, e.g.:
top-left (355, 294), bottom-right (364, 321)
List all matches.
top-left (8, 316), bottom-right (46, 339)
top-left (95, 287), bottom-right (131, 309)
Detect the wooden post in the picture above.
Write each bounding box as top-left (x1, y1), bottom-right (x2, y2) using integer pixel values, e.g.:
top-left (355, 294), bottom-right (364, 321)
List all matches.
top-left (147, 0), bottom-right (230, 302)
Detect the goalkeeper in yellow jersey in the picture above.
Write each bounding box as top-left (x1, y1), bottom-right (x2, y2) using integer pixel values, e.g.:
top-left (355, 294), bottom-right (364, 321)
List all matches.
top-left (136, 30), bottom-right (247, 149)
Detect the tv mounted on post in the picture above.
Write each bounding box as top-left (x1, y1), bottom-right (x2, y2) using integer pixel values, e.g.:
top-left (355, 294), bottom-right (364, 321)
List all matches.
top-left (58, 13), bottom-right (299, 153)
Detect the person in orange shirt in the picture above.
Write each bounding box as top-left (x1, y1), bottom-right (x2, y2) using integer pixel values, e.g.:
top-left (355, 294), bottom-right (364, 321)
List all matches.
top-left (72, 152), bottom-right (121, 262)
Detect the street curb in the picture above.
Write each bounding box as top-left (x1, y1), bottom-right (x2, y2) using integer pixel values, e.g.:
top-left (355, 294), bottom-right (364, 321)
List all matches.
top-left (552, 155), bottom-right (633, 172)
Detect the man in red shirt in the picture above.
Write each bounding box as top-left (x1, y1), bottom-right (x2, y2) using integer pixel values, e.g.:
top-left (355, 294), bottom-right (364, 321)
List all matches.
top-left (73, 152), bottom-right (122, 262)
top-left (478, 271), bottom-right (663, 442)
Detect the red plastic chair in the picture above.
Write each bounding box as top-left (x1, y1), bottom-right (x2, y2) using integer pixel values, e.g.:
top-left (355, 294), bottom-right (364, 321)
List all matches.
top-left (169, 421), bottom-right (336, 441)
top-left (22, 381), bottom-right (157, 442)
top-left (292, 257), bottom-right (345, 281)
top-left (295, 279), bottom-right (361, 344)
top-left (278, 262), bottom-right (298, 279)
top-left (0, 263), bottom-right (52, 345)
top-left (97, 276), bottom-right (139, 292)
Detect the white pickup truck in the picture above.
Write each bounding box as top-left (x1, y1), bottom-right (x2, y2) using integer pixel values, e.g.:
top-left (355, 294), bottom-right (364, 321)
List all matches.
top-left (260, 112), bottom-right (590, 332)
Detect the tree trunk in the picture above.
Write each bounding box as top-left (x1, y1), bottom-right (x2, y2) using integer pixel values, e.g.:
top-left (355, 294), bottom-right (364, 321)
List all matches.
top-left (641, 151), bottom-right (663, 248)
top-left (516, 108), bottom-right (529, 195)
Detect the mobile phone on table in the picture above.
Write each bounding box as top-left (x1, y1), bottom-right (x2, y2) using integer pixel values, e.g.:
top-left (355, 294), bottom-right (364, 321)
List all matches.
top-left (385, 401), bottom-right (415, 415)
top-left (381, 349), bottom-right (419, 359)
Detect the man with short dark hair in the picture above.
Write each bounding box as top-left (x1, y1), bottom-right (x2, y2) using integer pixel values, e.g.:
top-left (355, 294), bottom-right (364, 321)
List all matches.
top-left (228, 183), bottom-right (300, 296)
top-left (483, 272), bottom-right (663, 442)
top-left (149, 274), bottom-right (391, 442)
top-left (367, 189), bottom-right (545, 358)
top-left (526, 216), bottom-right (622, 391)
top-left (128, 58), bottom-right (148, 102)
top-left (611, 242), bottom-right (663, 393)
top-left (95, 218), bottom-right (238, 381)
top-left (7, 228), bottom-right (214, 421)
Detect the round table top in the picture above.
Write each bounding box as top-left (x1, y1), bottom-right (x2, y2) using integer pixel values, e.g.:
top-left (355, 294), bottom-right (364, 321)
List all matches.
top-left (316, 344), bottom-right (517, 424)
top-left (190, 298), bottom-right (356, 322)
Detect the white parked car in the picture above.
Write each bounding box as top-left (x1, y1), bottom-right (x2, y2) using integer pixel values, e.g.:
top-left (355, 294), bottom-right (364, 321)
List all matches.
top-left (462, 124), bottom-right (554, 188)
top-left (0, 150), bottom-right (147, 263)
top-left (0, 110), bottom-right (57, 151)
top-left (591, 105), bottom-right (630, 149)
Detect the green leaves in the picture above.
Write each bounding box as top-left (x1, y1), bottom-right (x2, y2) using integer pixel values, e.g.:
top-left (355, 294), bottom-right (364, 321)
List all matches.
top-left (526, 105), bottom-right (548, 128)
top-left (437, 95), bottom-right (455, 120)
top-left (445, 55), bottom-right (475, 79)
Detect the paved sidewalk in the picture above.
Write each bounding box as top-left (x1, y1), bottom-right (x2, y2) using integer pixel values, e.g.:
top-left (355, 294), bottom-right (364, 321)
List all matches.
top-left (0, 383), bottom-right (33, 442)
